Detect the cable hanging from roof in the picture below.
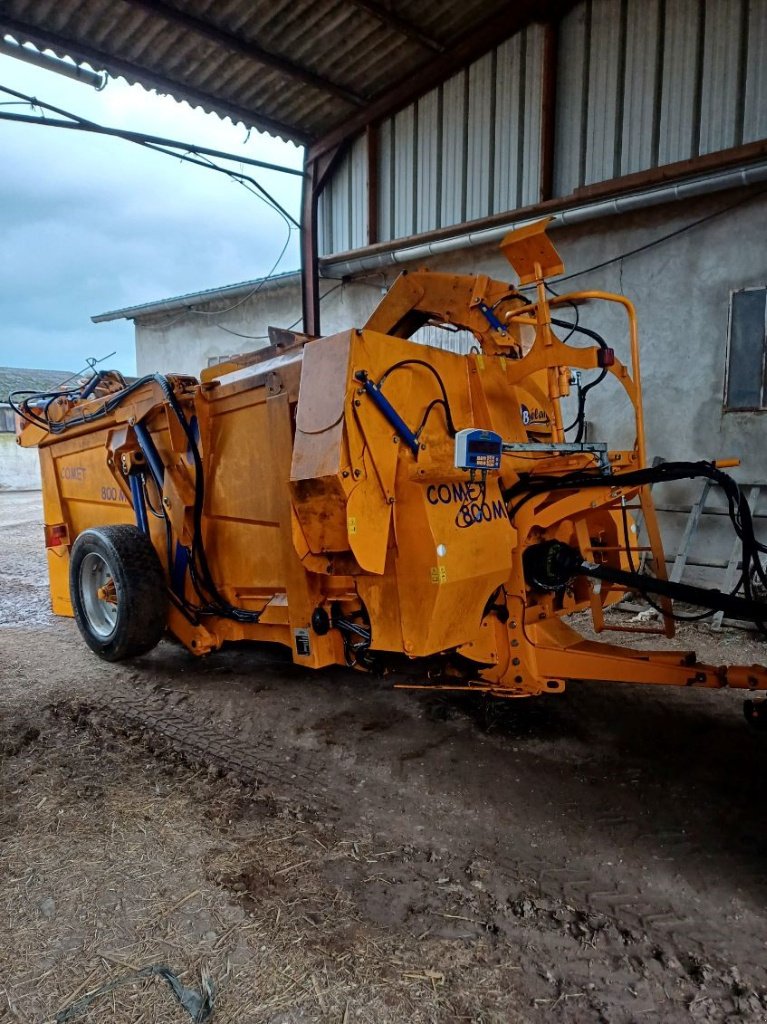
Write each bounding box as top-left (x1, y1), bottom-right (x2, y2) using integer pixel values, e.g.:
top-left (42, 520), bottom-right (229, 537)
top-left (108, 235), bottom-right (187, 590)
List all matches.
top-left (0, 80), bottom-right (305, 335)
top-left (0, 84), bottom-right (303, 228)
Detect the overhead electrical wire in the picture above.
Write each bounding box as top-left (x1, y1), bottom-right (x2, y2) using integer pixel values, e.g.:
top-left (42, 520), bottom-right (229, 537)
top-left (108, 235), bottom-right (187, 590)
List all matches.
top-left (55, 352), bottom-right (117, 389)
top-left (209, 281), bottom-right (346, 341)
top-left (528, 183), bottom-right (767, 287)
top-left (0, 85), bottom-right (305, 178)
top-left (0, 83), bottom-right (301, 330)
top-left (141, 227), bottom-right (295, 333)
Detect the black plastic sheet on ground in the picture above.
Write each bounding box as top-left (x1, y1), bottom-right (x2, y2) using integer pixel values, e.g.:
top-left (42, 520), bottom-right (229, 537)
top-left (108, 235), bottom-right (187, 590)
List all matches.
top-left (55, 963), bottom-right (215, 1022)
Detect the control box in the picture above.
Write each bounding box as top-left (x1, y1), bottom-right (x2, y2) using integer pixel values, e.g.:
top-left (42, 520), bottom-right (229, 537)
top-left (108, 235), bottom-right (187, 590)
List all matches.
top-left (453, 428), bottom-right (503, 471)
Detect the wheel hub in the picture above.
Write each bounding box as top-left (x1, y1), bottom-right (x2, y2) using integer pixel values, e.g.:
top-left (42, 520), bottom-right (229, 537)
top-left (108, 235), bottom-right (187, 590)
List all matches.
top-left (79, 552), bottom-right (118, 638)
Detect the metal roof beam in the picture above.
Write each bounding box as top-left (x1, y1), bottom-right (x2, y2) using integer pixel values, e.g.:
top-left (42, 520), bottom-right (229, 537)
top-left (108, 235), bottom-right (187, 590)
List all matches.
top-left (0, 14), bottom-right (310, 143)
top-left (346, 0), bottom-right (444, 52)
top-left (124, 0), bottom-right (367, 107)
top-left (309, 0), bottom-right (575, 160)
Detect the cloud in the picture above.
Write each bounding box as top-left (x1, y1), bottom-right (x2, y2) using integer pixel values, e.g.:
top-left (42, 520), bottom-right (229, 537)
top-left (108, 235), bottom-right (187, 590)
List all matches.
top-left (0, 51), bottom-right (303, 375)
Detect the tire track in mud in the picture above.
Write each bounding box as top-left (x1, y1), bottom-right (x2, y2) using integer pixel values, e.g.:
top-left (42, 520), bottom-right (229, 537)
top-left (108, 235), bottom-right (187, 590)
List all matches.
top-left (63, 685), bottom-right (767, 1006)
top-left (64, 692), bottom-right (336, 812)
top-left (498, 808), bottom-right (767, 988)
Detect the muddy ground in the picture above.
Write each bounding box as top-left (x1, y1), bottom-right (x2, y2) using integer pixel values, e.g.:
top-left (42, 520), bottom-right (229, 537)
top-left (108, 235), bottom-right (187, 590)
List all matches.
top-left (2, 490), bottom-right (767, 1023)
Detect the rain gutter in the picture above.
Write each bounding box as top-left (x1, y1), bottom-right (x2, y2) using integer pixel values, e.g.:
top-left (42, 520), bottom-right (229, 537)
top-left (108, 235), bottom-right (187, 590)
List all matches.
top-left (320, 160), bottom-right (767, 279)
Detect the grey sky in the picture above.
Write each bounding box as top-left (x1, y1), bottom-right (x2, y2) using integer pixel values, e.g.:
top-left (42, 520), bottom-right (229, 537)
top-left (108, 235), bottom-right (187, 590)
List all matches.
top-left (0, 50), bottom-right (303, 376)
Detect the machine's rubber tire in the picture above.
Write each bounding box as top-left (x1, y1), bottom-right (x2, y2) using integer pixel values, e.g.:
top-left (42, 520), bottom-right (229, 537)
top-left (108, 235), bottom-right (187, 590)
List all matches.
top-left (69, 525), bottom-right (168, 661)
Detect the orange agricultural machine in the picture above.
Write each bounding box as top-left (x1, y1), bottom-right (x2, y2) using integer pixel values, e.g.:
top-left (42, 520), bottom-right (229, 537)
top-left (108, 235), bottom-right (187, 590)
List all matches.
top-left (13, 219), bottom-right (767, 720)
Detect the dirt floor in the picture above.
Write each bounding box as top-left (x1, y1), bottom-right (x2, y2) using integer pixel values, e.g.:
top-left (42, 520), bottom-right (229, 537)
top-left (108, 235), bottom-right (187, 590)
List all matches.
top-left (2, 490), bottom-right (767, 1023)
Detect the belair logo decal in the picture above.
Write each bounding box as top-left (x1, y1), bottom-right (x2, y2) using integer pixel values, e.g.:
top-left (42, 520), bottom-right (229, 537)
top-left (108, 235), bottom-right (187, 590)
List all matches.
top-left (520, 403), bottom-right (549, 426)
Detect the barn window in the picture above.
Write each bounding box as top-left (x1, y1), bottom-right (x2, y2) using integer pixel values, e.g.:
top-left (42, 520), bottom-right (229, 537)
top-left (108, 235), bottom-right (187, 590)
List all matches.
top-left (726, 288), bottom-right (767, 411)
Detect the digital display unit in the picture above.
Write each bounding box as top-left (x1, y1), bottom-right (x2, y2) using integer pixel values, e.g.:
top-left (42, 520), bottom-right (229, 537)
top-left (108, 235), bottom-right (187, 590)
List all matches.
top-left (453, 428), bottom-right (503, 471)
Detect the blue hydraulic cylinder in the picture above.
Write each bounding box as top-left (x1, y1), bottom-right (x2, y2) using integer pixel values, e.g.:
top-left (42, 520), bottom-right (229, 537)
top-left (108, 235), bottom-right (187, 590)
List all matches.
top-left (355, 372), bottom-right (420, 456)
top-left (128, 474), bottom-right (149, 534)
top-left (134, 421), bottom-right (166, 486)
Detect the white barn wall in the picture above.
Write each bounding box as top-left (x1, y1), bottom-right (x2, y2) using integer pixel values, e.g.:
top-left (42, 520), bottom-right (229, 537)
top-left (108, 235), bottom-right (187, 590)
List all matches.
top-left (0, 434), bottom-right (41, 490)
top-left (134, 279), bottom-right (384, 378)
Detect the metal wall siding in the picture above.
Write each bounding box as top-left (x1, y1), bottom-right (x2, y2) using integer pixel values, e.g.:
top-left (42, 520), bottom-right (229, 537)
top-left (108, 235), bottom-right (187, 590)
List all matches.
top-left (440, 70), bottom-right (468, 229)
top-left (317, 181), bottom-right (329, 256)
top-left (521, 24), bottom-right (543, 206)
top-left (699, 0), bottom-right (745, 155)
top-left (744, 0), bottom-right (767, 142)
top-left (349, 133), bottom-right (368, 249)
top-left (466, 51), bottom-right (495, 221)
top-left (320, 0), bottom-right (767, 256)
top-left (493, 35), bottom-right (522, 212)
top-left (416, 89), bottom-right (441, 234)
top-left (410, 326), bottom-right (477, 355)
top-left (318, 144), bottom-right (361, 255)
top-left (393, 105), bottom-right (416, 238)
top-left (318, 152), bottom-right (340, 257)
top-left (553, 2), bottom-right (589, 197)
top-left (395, 106), bottom-right (419, 239)
top-left (657, 0), bottom-right (702, 165)
top-left (620, 0), bottom-right (661, 176)
top-left (584, 0), bottom-right (622, 185)
top-left (330, 155), bottom-right (351, 253)
top-left (321, 22), bottom-right (545, 252)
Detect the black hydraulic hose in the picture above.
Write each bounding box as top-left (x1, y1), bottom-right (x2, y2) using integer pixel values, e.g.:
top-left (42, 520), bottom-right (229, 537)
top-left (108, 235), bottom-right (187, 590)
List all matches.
top-left (151, 375), bottom-right (261, 624)
top-left (506, 459), bottom-right (767, 632)
top-left (620, 493), bottom-right (714, 623)
top-left (579, 559), bottom-right (767, 625)
top-left (550, 317), bottom-right (607, 352)
top-left (549, 317), bottom-right (608, 442)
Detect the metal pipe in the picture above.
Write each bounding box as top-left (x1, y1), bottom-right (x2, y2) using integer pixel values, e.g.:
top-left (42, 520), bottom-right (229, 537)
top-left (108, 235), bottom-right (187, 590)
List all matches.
top-left (321, 160), bottom-right (767, 279)
top-left (0, 35), bottom-right (106, 88)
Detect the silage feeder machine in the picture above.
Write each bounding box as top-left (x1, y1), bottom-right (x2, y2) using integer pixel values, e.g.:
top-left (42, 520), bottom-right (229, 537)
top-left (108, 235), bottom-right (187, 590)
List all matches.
top-left (14, 219), bottom-right (767, 723)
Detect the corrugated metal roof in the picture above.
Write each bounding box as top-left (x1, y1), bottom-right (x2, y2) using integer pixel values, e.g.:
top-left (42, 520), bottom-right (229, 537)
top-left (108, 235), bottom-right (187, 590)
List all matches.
top-left (92, 268), bottom-right (301, 322)
top-left (0, 0), bottom-right (552, 144)
top-left (1, 366), bottom-right (74, 402)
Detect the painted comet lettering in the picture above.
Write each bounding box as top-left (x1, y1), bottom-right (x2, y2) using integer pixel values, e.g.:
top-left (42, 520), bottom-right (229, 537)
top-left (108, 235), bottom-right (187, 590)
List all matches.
top-left (425, 482), bottom-right (508, 528)
top-left (60, 466), bottom-right (87, 481)
top-left (427, 482), bottom-right (485, 506)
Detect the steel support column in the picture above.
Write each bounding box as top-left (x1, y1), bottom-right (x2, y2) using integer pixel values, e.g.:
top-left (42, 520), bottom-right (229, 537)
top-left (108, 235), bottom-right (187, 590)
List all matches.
top-left (540, 20), bottom-right (559, 203)
top-left (301, 144), bottom-right (346, 337)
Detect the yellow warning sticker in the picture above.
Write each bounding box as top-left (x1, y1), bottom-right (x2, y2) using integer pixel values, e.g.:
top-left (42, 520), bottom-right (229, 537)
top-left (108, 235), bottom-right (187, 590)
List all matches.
top-left (476, 354), bottom-right (485, 371)
top-left (430, 565), bottom-right (448, 584)
top-left (348, 516), bottom-right (357, 535)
